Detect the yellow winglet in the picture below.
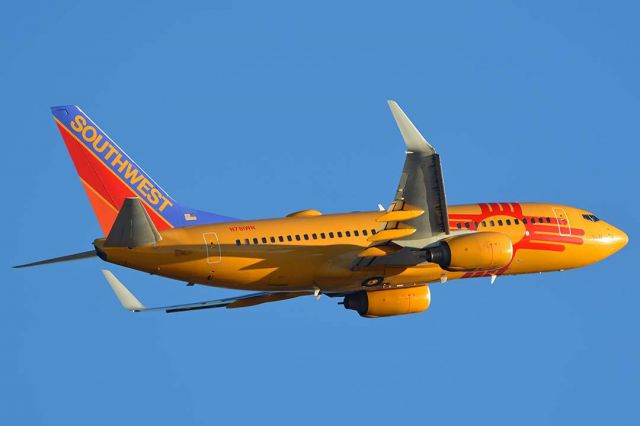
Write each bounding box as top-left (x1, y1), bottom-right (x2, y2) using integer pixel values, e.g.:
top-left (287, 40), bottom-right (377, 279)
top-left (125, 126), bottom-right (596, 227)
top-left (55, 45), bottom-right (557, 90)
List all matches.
top-left (376, 210), bottom-right (424, 223)
top-left (367, 228), bottom-right (416, 242)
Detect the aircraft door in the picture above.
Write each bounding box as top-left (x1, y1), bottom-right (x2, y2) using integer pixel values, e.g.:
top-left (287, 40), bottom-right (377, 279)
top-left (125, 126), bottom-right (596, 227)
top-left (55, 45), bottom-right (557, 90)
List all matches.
top-left (203, 232), bottom-right (222, 264)
top-left (552, 208), bottom-right (571, 236)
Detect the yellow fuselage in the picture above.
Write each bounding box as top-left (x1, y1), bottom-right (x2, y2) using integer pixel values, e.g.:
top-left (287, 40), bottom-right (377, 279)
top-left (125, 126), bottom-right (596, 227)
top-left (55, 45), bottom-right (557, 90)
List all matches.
top-left (95, 202), bottom-right (627, 292)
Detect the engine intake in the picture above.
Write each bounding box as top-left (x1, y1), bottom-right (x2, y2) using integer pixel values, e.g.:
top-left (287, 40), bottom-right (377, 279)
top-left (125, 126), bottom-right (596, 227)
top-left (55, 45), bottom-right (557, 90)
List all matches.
top-left (425, 232), bottom-right (513, 272)
top-left (343, 286), bottom-right (430, 318)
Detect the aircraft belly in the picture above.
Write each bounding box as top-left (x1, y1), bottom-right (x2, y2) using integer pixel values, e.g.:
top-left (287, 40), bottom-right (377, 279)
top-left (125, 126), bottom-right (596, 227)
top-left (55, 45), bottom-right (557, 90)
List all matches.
top-left (383, 264), bottom-right (453, 285)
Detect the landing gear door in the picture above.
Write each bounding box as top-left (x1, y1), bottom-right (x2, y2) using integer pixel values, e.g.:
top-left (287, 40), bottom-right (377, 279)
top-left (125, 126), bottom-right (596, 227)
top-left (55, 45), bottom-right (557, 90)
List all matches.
top-left (203, 232), bottom-right (222, 264)
top-left (552, 208), bottom-right (571, 236)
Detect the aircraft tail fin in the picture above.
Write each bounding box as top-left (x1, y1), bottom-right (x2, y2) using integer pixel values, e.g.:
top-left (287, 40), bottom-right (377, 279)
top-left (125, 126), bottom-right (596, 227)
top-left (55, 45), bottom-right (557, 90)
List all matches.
top-left (50, 105), bottom-right (234, 235)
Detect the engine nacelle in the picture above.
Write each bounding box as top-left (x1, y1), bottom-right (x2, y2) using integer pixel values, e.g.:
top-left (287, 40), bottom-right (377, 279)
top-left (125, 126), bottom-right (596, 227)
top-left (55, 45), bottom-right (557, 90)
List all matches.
top-left (343, 286), bottom-right (430, 318)
top-left (425, 232), bottom-right (513, 272)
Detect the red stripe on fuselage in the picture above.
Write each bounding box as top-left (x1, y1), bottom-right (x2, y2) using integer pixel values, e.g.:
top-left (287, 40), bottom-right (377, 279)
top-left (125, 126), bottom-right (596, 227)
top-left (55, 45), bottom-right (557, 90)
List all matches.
top-left (529, 233), bottom-right (583, 245)
top-left (529, 224), bottom-right (585, 236)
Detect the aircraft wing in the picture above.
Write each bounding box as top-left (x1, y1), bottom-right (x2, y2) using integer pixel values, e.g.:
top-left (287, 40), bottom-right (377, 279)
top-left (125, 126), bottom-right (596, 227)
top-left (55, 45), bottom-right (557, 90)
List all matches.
top-left (102, 270), bottom-right (313, 313)
top-left (353, 101), bottom-right (450, 269)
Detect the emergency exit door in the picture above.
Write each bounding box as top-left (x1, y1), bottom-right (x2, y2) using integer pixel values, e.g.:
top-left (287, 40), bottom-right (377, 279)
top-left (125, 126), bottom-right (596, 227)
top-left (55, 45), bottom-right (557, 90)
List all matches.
top-left (203, 232), bottom-right (222, 264)
top-left (552, 208), bottom-right (571, 236)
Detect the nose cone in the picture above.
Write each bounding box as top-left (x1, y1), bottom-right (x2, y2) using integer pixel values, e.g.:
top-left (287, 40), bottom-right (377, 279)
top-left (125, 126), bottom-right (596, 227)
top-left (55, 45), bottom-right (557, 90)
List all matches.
top-left (604, 224), bottom-right (629, 255)
top-left (612, 226), bottom-right (629, 252)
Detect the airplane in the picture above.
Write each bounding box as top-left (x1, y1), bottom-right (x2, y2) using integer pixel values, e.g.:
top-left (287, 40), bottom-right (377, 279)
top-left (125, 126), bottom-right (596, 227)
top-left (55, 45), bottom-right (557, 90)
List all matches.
top-left (15, 101), bottom-right (628, 318)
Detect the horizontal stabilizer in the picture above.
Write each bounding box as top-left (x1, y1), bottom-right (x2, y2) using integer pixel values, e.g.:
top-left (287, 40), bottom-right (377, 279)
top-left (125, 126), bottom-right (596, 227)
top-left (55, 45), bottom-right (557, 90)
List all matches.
top-left (13, 250), bottom-right (96, 268)
top-left (101, 269), bottom-right (313, 313)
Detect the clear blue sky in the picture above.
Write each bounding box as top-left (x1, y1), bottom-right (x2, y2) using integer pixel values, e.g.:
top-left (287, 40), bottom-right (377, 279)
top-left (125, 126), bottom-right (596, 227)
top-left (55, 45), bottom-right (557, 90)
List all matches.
top-left (1, 1), bottom-right (638, 425)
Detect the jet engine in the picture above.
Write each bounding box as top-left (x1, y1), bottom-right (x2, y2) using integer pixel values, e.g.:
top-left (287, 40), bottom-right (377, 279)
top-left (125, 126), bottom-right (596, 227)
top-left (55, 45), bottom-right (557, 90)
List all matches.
top-left (343, 286), bottom-right (430, 318)
top-left (425, 231), bottom-right (513, 272)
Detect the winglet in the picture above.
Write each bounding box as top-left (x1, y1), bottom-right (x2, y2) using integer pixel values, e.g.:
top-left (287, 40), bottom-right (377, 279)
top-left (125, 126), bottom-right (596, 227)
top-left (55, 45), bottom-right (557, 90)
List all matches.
top-left (102, 270), bottom-right (145, 311)
top-left (387, 100), bottom-right (435, 154)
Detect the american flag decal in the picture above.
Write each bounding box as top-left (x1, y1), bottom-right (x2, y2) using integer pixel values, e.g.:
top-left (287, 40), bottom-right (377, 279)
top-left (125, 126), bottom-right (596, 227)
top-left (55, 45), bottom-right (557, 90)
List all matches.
top-left (184, 213), bottom-right (198, 221)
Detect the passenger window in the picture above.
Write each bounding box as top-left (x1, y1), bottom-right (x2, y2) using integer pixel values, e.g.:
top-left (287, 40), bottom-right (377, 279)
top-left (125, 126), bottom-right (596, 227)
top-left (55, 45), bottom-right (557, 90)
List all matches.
top-left (253, 238), bottom-right (259, 245)
top-left (545, 217), bottom-right (551, 223)
top-left (490, 220), bottom-right (495, 226)
top-left (287, 235), bottom-right (293, 242)
top-left (261, 237), bottom-right (267, 244)
top-left (474, 221), bottom-right (479, 228)
top-left (312, 233), bottom-right (318, 240)
top-left (538, 217), bottom-right (543, 223)
top-left (278, 236), bottom-right (284, 242)
top-left (235, 239), bottom-right (241, 246)
top-left (354, 230), bottom-right (359, 236)
top-left (464, 222), bottom-right (470, 229)
top-left (363, 229), bottom-right (368, 236)
top-left (270, 236), bottom-right (275, 243)
top-left (514, 219), bottom-right (519, 225)
top-left (497, 220), bottom-right (503, 226)
top-left (346, 231), bottom-right (351, 237)
top-left (337, 231), bottom-right (343, 238)
top-left (371, 229), bottom-right (377, 234)
top-left (522, 218), bottom-right (528, 224)
top-left (244, 238), bottom-right (250, 245)
top-left (482, 221), bottom-right (487, 227)
top-left (303, 234), bottom-right (309, 240)
top-left (506, 219), bottom-right (511, 225)
top-left (531, 217), bottom-right (536, 224)
top-left (295, 235), bottom-right (301, 241)
top-left (320, 233), bottom-right (326, 239)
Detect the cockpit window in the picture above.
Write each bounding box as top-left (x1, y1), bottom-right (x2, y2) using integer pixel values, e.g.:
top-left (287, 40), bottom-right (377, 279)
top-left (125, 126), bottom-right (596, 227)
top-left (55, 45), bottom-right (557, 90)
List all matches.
top-left (582, 214), bottom-right (601, 222)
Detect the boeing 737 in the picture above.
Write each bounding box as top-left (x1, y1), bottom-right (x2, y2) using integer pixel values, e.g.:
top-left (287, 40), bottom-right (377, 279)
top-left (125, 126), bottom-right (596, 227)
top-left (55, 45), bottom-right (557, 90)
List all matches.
top-left (15, 102), bottom-right (628, 318)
